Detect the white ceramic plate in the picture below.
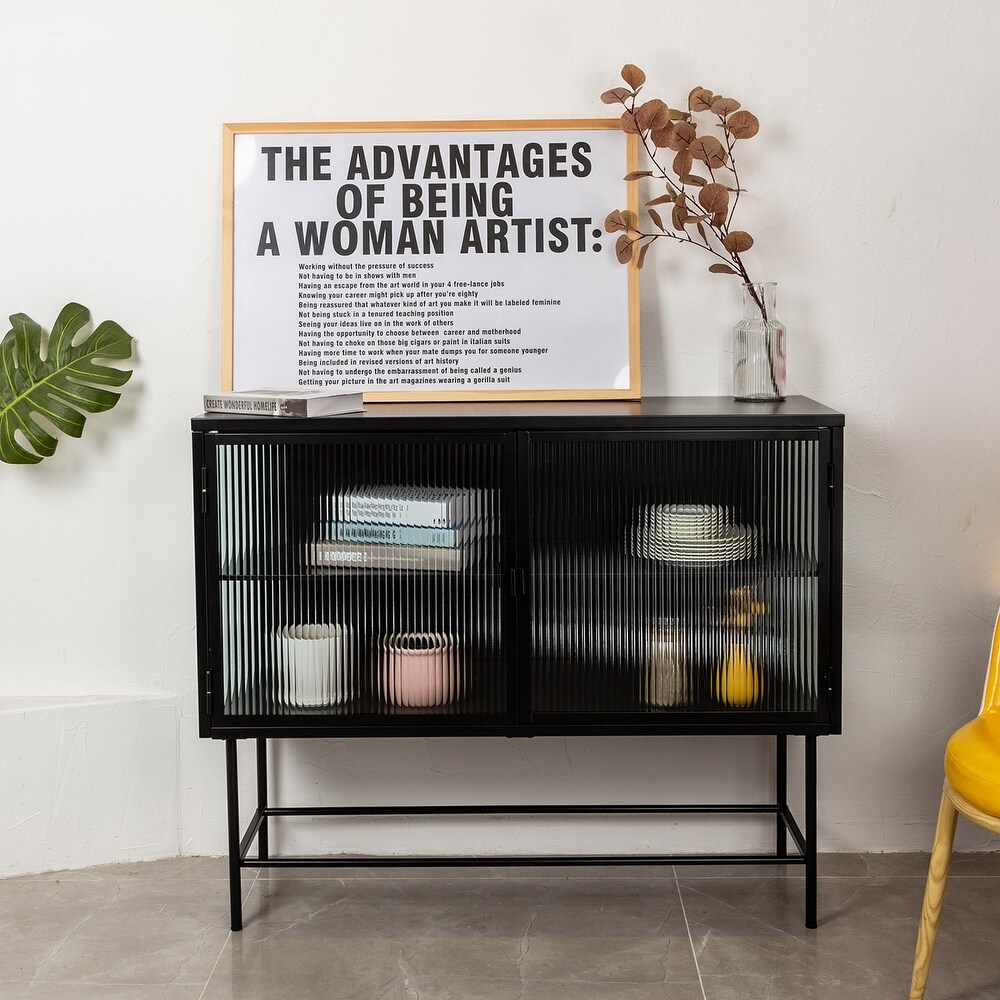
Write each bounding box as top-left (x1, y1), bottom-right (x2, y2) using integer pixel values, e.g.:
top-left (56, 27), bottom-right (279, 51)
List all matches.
top-left (633, 523), bottom-right (756, 563)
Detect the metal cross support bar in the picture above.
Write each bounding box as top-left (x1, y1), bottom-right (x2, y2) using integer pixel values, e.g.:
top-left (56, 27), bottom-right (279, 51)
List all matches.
top-left (224, 735), bottom-right (819, 932)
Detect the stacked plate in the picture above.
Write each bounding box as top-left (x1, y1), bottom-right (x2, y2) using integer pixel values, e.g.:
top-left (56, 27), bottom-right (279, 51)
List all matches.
top-left (634, 503), bottom-right (756, 564)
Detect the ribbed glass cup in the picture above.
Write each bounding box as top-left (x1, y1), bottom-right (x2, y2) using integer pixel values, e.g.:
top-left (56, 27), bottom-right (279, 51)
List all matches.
top-left (733, 282), bottom-right (786, 401)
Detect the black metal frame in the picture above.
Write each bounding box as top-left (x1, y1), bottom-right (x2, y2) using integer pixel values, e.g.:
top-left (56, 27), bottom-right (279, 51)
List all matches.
top-left (225, 733), bottom-right (818, 931)
top-left (195, 398), bottom-right (842, 932)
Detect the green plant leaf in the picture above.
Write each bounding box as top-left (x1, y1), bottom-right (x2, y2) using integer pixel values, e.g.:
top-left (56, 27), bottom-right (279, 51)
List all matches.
top-left (0, 303), bottom-right (133, 464)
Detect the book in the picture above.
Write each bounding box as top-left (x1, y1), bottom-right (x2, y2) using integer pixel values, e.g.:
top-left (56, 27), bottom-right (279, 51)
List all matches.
top-left (327, 521), bottom-right (476, 548)
top-left (203, 388), bottom-right (364, 417)
top-left (335, 486), bottom-right (482, 527)
top-left (307, 540), bottom-right (468, 572)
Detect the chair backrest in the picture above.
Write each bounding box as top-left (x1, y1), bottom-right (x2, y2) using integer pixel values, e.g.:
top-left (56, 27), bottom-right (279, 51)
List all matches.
top-left (983, 607), bottom-right (1000, 714)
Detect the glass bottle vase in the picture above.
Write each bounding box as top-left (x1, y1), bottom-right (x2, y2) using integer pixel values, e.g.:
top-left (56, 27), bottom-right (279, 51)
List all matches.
top-left (733, 282), bottom-right (786, 401)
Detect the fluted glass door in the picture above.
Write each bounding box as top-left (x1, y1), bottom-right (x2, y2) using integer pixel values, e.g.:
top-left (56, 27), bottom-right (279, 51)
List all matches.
top-left (528, 433), bottom-right (827, 721)
top-left (208, 433), bottom-right (512, 723)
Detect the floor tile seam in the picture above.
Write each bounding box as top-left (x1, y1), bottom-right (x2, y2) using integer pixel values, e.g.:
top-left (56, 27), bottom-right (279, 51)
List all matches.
top-left (673, 865), bottom-right (709, 1000)
top-left (10, 871), bottom-right (987, 881)
top-left (364, 976), bottom-right (706, 987)
top-left (252, 873), bottom-right (685, 881)
top-left (677, 872), bottom-right (1000, 878)
top-left (8, 979), bottom-right (200, 988)
top-left (446, 975), bottom-right (708, 986)
top-left (675, 880), bottom-right (803, 940)
top-left (1, 877), bottom-right (248, 885)
top-left (248, 872), bottom-right (1000, 881)
top-left (7, 872), bottom-right (993, 891)
top-left (253, 870), bottom-right (807, 878)
top-left (197, 869), bottom-right (261, 1000)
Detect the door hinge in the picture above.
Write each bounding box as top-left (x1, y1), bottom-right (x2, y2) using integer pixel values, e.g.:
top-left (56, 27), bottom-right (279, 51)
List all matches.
top-left (827, 463), bottom-right (836, 509)
top-left (200, 466), bottom-right (208, 514)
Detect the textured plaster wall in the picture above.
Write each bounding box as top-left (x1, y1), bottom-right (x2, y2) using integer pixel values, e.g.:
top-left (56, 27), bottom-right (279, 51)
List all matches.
top-left (2, 0), bottom-right (999, 871)
top-left (0, 696), bottom-right (181, 877)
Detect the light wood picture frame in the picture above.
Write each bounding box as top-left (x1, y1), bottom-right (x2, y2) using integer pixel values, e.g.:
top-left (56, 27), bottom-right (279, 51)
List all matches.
top-left (223, 119), bottom-right (640, 401)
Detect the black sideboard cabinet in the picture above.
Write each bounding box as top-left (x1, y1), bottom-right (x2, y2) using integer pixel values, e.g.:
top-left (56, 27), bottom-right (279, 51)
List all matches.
top-left (192, 396), bottom-right (844, 930)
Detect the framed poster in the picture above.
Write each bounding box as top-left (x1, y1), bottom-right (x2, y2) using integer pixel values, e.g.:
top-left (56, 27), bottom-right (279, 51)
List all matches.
top-left (223, 120), bottom-right (639, 400)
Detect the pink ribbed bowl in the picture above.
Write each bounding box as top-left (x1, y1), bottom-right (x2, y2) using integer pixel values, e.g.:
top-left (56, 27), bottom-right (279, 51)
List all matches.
top-left (380, 632), bottom-right (459, 707)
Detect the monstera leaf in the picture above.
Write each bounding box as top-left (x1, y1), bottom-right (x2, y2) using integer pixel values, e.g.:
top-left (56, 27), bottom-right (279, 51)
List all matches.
top-left (0, 303), bottom-right (133, 464)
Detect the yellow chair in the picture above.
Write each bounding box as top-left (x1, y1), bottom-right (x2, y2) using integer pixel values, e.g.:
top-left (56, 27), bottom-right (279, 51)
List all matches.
top-left (910, 611), bottom-right (1000, 999)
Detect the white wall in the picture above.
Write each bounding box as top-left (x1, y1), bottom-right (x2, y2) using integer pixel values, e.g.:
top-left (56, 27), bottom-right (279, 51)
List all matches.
top-left (0, 696), bottom-right (180, 877)
top-left (3, 0), bottom-right (999, 869)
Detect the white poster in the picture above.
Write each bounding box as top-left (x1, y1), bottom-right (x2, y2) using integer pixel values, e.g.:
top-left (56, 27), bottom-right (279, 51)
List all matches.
top-left (225, 122), bottom-right (638, 399)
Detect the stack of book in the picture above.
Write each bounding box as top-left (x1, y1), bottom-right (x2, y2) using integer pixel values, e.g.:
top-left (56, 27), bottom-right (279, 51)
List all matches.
top-left (307, 486), bottom-right (485, 572)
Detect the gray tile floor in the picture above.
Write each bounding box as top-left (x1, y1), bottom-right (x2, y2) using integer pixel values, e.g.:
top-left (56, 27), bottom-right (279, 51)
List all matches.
top-left (1, 854), bottom-right (998, 999)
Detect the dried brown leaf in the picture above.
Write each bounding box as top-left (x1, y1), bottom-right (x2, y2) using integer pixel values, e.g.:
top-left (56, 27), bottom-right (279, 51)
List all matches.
top-left (725, 110), bottom-right (760, 139)
top-left (621, 64), bottom-right (646, 89)
top-left (671, 202), bottom-right (688, 231)
top-left (635, 99), bottom-right (671, 131)
top-left (723, 231), bottom-right (754, 253)
top-left (601, 87), bottom-right (632, 106)
top-left (624, 170), bottom-right (653, 181)
top-left (620, 110), bottom-right (639, 135)
top-left (698, 183), bottom-right (729, 216)
top-left (684, 213), bottom-right (712, 224)
top-left (711, 97), bottom-right (741, 117)
top-left (688, 87), bottom-right (715, 112)
top-left (709, 264), bottom-right (738, 275)
top-left (646, 192), bottom-right (675, 207)
top-left (615, 234), bottom-right (634, 263)
top-left (621, 210), bottom-right (638, 229)
top-left (604, 210), bottom-right (627, 234)
top-left (690, 136), bottom-right (728, 169)
top-left (679, 174), bottom-right (707, 187)
top-left (650, 124), bottom-right (675, 148)
top-left (672, 149), bottom-right (693, 177)
top-left (648, 207), bottom-right (666, 232)
top-left (666, 120), bottom-right (696, 151)
top-left (668, 109), bottom-right (689, 121)
top-left (696, 221), bottom-right (707, 242)
top-left (636, 242), bottom-right (650, 270)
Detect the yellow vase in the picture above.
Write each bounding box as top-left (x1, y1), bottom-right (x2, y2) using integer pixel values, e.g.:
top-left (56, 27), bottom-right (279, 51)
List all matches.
top-left (714, 642), bottom-right (762, 707)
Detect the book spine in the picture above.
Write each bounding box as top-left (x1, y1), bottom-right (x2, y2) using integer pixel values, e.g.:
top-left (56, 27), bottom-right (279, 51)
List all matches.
top-left (340, 495), bottom-right (460, 527)
top-left (307, 542), bottom-right (465, 572)
top-left (203, 396), bottom-right (282, 415)
top-left (332, 522), bottom-right (463, 547)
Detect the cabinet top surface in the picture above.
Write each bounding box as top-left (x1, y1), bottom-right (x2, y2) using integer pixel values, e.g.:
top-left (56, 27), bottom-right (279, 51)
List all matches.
top-left (192, 395), bottom-right (844, 432)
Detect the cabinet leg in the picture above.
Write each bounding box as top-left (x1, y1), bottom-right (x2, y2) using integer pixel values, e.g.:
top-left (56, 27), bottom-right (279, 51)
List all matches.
top-left (256, 738), bottom-right (269, 861)
top-left (226, 739), bottom-right (243, 932)
top-left (805, 735), bottom-right (818, 929)
top-left (775, 734), bottom-right (787, 857)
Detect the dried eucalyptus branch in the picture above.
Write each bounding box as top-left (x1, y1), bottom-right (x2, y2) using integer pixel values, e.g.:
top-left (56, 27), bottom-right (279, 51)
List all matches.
top-left (602, 64), bottom-right (768, 320)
